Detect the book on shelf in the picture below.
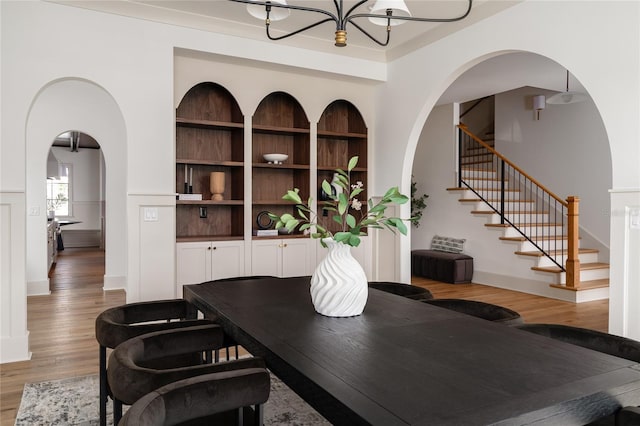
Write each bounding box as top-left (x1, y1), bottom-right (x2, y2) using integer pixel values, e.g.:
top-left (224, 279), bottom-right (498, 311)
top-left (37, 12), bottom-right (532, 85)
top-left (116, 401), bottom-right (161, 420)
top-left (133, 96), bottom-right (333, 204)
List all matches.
top-left (253, 229), bottom-right (278, 237)
top-left (177, 193), bottom-right (203, 201)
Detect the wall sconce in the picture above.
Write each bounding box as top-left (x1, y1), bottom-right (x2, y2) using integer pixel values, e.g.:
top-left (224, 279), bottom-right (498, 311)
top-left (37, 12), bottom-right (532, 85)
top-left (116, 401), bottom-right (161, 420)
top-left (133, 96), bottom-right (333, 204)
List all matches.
top-left (533, 95), bottom-right (545, 120)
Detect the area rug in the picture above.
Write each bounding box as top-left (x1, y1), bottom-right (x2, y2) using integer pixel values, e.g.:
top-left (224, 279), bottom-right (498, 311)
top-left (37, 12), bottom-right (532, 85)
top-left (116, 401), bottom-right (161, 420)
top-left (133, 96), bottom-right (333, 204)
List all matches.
top-left (15, 373), bottom-right (330, 425)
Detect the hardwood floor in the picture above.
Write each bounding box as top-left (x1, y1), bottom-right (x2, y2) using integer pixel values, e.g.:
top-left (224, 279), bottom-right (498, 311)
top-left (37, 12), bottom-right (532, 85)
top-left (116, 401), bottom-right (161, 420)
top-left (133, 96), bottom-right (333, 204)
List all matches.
top-left (0, 248), bottom-right (608, 425)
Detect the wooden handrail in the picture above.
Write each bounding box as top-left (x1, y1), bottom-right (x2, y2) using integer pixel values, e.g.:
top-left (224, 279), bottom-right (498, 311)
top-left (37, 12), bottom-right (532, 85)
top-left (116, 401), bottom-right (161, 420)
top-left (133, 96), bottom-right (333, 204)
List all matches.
top-left (458, 124), bottom-right (568, 207)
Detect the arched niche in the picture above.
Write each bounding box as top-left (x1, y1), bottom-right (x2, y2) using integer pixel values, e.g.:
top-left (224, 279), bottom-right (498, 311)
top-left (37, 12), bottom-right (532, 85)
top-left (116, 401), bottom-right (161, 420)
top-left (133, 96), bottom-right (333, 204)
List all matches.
top-left (175, 82), bottom-right (245, 239)
top-left (317, 99), bottom-right (368, 234)
top-left (251, 91), bottom-right (310, 236)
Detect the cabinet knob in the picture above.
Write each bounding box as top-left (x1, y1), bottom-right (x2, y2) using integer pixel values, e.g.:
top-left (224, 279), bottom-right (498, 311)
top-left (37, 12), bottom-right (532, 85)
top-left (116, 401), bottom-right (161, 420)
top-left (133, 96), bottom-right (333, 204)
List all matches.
top-left (283, 243), bottom-right (288, 248)
top-left (207, 246), bottom-right (212, 250)
top-left (212, 246), bottom-right (217, 250)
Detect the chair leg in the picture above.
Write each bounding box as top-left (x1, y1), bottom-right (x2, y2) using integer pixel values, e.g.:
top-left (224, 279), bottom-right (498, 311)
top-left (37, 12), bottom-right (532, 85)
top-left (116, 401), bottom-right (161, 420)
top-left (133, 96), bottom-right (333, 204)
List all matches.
top-left (113, 398), bottom-right (123, 425)
top-left (236, 406), bottom-right (244, 426)
top-left (255, 404), bottom-right (264, 426)
top-left (99, 345), bottom-right (107, 426)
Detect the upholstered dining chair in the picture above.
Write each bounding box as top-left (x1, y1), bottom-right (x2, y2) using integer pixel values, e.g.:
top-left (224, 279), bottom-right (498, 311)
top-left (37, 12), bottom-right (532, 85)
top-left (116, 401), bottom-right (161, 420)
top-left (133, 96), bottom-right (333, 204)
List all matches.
top-left (514, 323), bottom-right (640, 362)
top-left (616, 406), bottom-right (640, 425)
top-left (368, 281), bottom-right (434, 301)
top-left (95, 299), bottom-right (214, 426)
top-left (421, 298), bottom-right (523, 325)
top-left (118, 369), bottom-right (270, 426)
top-left (107, 324), bottom-right (266, 425)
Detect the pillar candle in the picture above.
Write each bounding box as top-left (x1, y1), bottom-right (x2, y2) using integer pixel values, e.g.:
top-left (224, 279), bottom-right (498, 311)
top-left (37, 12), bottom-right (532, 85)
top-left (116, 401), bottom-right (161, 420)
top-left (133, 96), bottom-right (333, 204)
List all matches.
top-left (190, 168), bottom-right (193, 186)
top-left (184, 164), bottom-right (187, 183)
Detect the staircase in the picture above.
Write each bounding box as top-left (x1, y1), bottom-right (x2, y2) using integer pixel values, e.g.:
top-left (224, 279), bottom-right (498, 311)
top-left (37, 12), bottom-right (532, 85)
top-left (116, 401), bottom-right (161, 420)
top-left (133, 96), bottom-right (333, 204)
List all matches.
top-left (451, 125), bottom-right (609, 302)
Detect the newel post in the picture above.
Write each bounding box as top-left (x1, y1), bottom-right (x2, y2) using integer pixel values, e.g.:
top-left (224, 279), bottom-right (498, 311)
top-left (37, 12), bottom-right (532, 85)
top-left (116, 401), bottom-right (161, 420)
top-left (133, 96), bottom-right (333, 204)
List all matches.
top-left (566, 196), bottom-right (580, 288)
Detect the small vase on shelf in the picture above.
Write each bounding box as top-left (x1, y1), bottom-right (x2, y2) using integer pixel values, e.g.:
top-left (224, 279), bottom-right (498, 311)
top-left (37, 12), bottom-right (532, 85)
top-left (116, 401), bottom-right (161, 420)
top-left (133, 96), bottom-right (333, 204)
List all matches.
top-left (210, 172), bottom-right (225, 201)
top-left (310, 238), bottom-right (368, 317)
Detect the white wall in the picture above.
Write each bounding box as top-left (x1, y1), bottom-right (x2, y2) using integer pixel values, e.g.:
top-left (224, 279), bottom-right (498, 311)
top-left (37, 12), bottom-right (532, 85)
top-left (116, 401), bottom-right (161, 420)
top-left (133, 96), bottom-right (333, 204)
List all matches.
top-left (377, 1), bottom-right (639, 338)
top-left (495, 86), bottom-right (611, 250)
top-left (52, 146), bottom-right (102, 231)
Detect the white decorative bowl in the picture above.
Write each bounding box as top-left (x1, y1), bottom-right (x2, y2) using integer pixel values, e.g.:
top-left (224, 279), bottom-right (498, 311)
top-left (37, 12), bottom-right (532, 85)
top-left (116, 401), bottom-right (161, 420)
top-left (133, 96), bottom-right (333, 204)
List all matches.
top-left (263, 153), bottom-right (288, 164)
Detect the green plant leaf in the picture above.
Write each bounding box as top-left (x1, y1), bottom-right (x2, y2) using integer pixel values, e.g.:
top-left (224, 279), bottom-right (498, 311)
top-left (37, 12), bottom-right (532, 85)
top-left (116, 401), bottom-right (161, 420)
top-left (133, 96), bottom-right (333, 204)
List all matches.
top-left (321, 180), bottom-right (333, 198)
top-left (334, 232), bottom-right (351, 244)
top-left (337, 192), bottom-right (348, 215)
top-left (346, 214), bottom-right (356, 228)
top-left (332, 215), bottom-right (343, 225)
top-left (283, 189), bottom-right (302, 204)
top-left (350, 187), bottom-right (363, 198)
top-left (347, 156), bottom-right (359, 171)
top-left (348, 234), bottom-right (361, 247)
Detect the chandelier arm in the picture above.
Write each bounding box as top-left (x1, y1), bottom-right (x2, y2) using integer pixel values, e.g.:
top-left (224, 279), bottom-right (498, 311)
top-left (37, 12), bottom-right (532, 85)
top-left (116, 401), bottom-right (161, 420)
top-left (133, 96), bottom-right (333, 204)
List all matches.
top-left (266, 17), bottom-right (336, 41)
top-left (346, 0), bottom-right (473, 25)
top-left (349, 19), bottom-right (390, 47)
top-left (342, 0), bottom-right (370, 22)
top-left (228, 0), bottom-right (339, 23)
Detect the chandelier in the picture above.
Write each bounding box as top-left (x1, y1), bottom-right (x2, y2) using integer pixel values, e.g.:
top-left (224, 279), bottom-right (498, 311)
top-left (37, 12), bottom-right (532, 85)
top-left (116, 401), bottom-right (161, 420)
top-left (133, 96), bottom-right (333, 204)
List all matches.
top-left (229, 0), bottom-right (473, 47)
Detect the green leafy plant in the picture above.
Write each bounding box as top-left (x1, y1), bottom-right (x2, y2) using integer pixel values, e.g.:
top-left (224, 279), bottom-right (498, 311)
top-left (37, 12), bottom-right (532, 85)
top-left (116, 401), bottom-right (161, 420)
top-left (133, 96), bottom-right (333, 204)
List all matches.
top-left (410, 177), bottom-right (428, 228)
top-left (269, 156), bottom-right (410, 248)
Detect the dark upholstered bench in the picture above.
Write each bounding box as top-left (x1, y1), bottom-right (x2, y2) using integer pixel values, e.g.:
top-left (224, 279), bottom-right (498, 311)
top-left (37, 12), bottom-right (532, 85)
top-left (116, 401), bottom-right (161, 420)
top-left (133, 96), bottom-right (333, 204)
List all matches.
top-left (411, 249), bottom-right (473, 284)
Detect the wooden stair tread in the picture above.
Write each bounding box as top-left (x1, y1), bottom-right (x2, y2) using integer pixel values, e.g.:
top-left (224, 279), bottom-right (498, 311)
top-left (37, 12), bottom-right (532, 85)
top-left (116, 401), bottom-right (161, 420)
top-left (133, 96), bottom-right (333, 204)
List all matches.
top-left (500, 235), bottom-right (569, 242)
top-left (471, 210), bottom-right (549, 215)
top-left (459, 198), bottom-right (534, 203)
top-left (448, 187), bottom-right (519, 193)
top-left (550, 279), bottom-right (610, 292)
top-left (486, 222), bottom-right (563, 228)
top-left (515, 248), bottom-right (599, 257)
top-left (532, 262), bottom-right (610, 273)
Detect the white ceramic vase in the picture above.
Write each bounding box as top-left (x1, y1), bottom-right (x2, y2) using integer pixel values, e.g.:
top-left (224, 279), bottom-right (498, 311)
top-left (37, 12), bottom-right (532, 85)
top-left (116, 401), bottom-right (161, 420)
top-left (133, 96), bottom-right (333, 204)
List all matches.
top-left (310, 238), bottom-right (368, 317)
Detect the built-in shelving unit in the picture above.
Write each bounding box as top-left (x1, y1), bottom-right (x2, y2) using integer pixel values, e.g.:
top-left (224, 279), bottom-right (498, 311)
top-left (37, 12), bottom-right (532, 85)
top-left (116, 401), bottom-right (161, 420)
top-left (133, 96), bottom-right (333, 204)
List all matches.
top-left (251, 92), bottom-right (310, 238)
top-left (175, 82), bottom-right (244, 241)
top-left (317, 100), bottom-right (368, 235)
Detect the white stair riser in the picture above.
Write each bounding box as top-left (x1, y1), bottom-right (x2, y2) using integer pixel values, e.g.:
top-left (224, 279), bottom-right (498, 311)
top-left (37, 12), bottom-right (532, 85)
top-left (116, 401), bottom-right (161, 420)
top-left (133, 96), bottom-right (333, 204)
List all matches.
top-left (483, 200), bottom-right (535, 211)
top-left (465, 190), bottom-right (522, 201)
top-left (502, 225), bottom-right (565, 238)
top-left (536, 252), bottom-right (600, 268)
top-left (461, 170), bottom-right (498, 179)
top-left (462, 179), bottom-right (510, 190)
top-left (557, 268), bottom-right (610, 284)
top-left (518, 239), bottom-right (576, 252)
top-left (486, 213), bottom-right (550, 224)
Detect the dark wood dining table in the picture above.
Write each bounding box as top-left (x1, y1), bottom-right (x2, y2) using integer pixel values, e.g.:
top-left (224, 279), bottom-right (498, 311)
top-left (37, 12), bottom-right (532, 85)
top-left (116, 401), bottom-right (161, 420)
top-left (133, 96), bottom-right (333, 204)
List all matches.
top-left (184, 276), bottom-right (640, 425)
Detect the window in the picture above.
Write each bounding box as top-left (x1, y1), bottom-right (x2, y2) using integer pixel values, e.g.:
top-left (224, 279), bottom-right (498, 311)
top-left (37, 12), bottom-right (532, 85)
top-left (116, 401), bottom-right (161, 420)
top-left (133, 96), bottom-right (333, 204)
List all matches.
top-left (47, 164), bottom-right (71, 217)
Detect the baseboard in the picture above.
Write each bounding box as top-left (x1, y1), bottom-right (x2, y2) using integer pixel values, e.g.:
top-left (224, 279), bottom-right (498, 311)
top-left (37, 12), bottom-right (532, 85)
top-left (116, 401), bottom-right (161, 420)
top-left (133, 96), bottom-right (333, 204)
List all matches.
top-left (103, 275), bottom-right (126, 291)
top-left (0, 331), bottom-right (31, 364)
top-left (27, 279), bottom-right (50, 296)
top-left (472, 271), bottom-right (607, 303)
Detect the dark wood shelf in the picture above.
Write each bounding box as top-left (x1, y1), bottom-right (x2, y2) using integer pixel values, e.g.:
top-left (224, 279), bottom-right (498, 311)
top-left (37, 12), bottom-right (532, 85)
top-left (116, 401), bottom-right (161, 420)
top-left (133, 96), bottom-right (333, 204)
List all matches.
top-left (176, 117), bottom-right (243, 130)
top-left (252, 163), bottom-right (310, 170)
top-left (317, 166), bottom-right (367, 172)
top-left (177, 159), bottom-right (244, 167)
top-left (317, 130), bottom-right (367, 139)
top-left (177, 199), bottom-right (244, 205)
top-left (251, 233), bottom-right (309, 240)
top-left (252, 124), bottom-right (310, 135)
top-left (177, 235), bottom-right (244, 243)
top-left (252, 200), bottom-right (299, 205)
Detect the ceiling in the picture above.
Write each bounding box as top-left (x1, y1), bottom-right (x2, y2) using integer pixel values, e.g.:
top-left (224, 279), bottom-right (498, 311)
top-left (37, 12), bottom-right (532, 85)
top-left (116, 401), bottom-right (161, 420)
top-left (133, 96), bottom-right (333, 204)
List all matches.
top-left (48, 1), bottom-right (586, 107)
top-left (49, 0), bottom-right (519, 61)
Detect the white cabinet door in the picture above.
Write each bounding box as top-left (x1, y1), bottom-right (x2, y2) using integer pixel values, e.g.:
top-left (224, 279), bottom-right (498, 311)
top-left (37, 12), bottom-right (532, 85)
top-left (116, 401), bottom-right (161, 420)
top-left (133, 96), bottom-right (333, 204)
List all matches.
top-left (251, 239), bottom-right (283, 277)
top-left (282, 238), bottom-right (314, 277)
top-left (176, 242), bottom-right (212, 286)
top-left (211, 241), bottom-right (245, 280)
